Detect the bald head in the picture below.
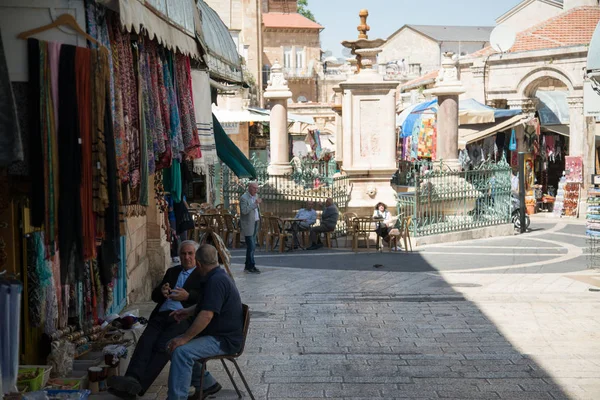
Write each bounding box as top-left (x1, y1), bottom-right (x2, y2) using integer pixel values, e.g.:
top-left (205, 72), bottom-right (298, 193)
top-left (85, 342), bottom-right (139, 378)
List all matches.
top-left (248, 182), bottom-right (258, 196)
top-left (196, 244), bottom-right (219, 267)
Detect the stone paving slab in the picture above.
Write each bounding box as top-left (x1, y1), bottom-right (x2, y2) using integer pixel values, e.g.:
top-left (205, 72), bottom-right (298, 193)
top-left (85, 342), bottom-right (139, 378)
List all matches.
top-left (91, 221), bottom-right (600, 399)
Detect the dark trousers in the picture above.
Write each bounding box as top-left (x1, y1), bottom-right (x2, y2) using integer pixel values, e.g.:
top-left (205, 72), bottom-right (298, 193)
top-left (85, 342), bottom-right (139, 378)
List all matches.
top-left (244, 221), bottom-right (258, 269)
top-left (310, 225), bottom-right (333, 244)
top-left (126, 311), bottom-right (191, 392)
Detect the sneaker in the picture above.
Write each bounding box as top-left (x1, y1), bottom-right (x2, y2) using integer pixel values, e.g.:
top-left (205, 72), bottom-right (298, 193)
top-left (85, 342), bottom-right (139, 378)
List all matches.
top-left (188, 382), bottom-right (222, 400)
top-left (245, 266), bottom-right (261, 274)
top-left (306, 244), bottom-right (318, 250)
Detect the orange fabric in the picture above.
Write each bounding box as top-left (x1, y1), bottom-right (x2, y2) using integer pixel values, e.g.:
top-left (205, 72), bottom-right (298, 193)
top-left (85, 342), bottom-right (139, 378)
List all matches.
top-left (76, 47), bottom-right (96, 261)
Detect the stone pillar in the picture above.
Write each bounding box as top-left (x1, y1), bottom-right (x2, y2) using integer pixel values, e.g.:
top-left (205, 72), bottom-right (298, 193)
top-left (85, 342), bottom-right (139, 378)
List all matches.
top-left (425, 52), bottom-right (465, 169)
top-left (332, 85), bottom-right (343, 162)
top-left (264, 61), bottom-right (293, 175)
top-left (568, 95), bottom-right (596, 190)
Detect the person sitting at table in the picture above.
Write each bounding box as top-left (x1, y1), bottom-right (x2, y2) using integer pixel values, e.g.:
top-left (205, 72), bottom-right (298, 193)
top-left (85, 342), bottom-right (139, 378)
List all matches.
top-left (373, 202), bottom-right (393, 243)
top-left (307, 198), bottom-right (339, 250)
top-left (295, 201), bottom-right (317, 231)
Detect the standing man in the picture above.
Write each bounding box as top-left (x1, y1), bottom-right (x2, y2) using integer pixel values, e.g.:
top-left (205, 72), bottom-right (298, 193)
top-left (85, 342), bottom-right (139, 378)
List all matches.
top-left (167, 244), bottom-right (244, 400)
top-left (108, 241), bottom-right (204, 398)
top-left (239, 182), bottom-right (261, 274)
top-left (307, 198), bottom-right (339, 250)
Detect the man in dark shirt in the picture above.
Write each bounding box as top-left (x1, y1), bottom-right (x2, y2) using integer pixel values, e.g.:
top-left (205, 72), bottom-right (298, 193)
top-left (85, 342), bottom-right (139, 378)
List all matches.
top-left (108, 241), bottom-right (203, 398)
top-left (308, 197), bottom-right (339, 250)
top-left (166, 244), bottom-right (243, 400)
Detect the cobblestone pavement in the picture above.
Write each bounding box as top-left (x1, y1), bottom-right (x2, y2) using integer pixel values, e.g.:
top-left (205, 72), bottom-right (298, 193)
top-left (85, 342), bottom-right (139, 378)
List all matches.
top-left (96, 220), bottom-right (600, 399)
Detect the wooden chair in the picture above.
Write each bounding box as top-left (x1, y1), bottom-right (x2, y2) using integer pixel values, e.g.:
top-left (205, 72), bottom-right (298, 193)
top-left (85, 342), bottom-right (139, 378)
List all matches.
top-left (352, 217), bottom-right (377, 252)
top-left (389, 216), bottom-right (413, 252)
top-left (222, 214), bottom-right (241, 248)
top-left (323, 231), bottom-right (338, 248)
top-left (267, 217), bottom-right (291, 253)
top-left (215, 203), bottom-right (225, 210)
top-left (196, 304), bottom-right (255, 400)
top-left (257, 212), bottom-right (272, 250)
top-left (342, 212), bottom-right (358, 247)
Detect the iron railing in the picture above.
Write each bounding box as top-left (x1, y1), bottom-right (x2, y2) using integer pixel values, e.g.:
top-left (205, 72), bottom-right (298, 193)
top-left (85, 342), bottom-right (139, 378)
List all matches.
top-left (396, 159), bottom-right (512, 237)
top-left (219, 155), bottom-right (351, 237)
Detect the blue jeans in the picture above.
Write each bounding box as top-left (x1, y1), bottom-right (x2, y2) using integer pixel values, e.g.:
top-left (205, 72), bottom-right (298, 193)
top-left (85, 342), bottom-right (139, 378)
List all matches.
top-left (244, 221), bottom-right (258, 269)
top-left (167, 336), bottom-right (225, 400)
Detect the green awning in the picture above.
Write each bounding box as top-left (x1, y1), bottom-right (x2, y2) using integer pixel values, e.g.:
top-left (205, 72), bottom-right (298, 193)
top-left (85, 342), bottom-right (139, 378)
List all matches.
top-left (213, 114), bottom-right (257, 179)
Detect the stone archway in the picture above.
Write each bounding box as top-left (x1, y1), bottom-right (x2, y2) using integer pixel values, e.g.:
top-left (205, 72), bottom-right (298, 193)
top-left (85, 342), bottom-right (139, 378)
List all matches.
top-left (517, 66), bottom-right (576, 99)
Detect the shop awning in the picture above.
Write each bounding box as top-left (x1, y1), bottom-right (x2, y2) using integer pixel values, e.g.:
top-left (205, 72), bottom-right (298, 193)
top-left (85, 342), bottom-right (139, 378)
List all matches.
top-left (535, 90), bottom-right (570, 125)
top-left (458, 114), bottom-right (528, 149)
top-left (213, 114), bottom-right (256, 179)
top-left (397, 98), bottom-right (522, 135)
top-left (196, 0), bottom-right (243, 84)
top-left (114, 0), bottom-right (202, 59)
top-left (542, 124), bottom-right (570, 137)
top-left (248, 107), bottom-right (315, 125)
top-left (212, 105), bottom-right (271, 123)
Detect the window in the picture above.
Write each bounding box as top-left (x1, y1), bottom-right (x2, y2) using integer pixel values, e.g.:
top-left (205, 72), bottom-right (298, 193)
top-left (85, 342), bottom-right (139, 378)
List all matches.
top-left (283, 47), bottom-right (292, 68)
top-left (297, 95), bottom-right (308, 103)
top-left (295, 48), bottom-right (305, 70)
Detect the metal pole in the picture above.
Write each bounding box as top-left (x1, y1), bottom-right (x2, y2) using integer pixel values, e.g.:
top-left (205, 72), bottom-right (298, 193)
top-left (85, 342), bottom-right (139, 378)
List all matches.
top-left (518, 152), bottom-right (526, 234)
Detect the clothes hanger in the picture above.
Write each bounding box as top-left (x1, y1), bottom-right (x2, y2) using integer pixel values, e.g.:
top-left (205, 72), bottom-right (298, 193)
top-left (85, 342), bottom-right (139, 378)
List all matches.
top-left (17, 13), bottom-right (100, 47)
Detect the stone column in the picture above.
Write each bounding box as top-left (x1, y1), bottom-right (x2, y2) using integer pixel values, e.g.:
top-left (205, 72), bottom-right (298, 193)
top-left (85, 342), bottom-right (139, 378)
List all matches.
top-left (425, 52), bottom-right (465, 169)
top-left (332, 85), bottom-right (343, 162)
top-left (568, 95), bottom-right (596, 190)
top-left (264, 61), bottom-right (293, 175)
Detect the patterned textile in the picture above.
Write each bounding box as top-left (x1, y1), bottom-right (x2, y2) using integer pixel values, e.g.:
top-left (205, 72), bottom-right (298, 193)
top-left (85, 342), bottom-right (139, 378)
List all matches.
top-left (138, 41), bottom-right (157, 175)
top-left (164, 53), bottom-right (184, 162)
top-left (76, 47), bottom-right (96, 261)
top-left (191, 69), bottom-right (216, 174)
top-left (155, 52), bottom-right (173, 171)
top-left (175, 54), bottom-right (201, 159)
top-left (0, 29), bottom-right (24, 167)
top-left (27, 234), bottom-right (44, 326)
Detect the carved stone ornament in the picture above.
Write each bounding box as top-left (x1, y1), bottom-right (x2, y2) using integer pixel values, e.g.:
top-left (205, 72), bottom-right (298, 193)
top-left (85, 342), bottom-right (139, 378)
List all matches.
top-left (366, 186), bottom-right (377, 198)
top-left (267, 60), bottom-right (289, 91)
top-left (436, 52), bottom-right (460, 86)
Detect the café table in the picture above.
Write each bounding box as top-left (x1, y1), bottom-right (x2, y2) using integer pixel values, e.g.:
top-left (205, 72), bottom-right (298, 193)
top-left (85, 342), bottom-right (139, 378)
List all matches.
top-left (280, 218), bottom-right (306, 251)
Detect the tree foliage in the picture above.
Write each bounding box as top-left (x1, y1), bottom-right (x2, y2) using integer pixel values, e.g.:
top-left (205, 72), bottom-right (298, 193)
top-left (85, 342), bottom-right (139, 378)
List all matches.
top-left (297, 0), bottom-right (316, 22)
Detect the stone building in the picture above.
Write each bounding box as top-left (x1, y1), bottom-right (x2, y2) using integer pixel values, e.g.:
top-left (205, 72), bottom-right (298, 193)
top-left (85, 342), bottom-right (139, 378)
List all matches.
top-left (262, 0), bottom-right (323, 103)
top-left (458, 0), bottom-right (600, 202)
top-left (203, 0), bottom-right (263, 106)
top-left (495, 0), bottom-right (564, 32)
top-left (379, 25), bottom-right (493, 83)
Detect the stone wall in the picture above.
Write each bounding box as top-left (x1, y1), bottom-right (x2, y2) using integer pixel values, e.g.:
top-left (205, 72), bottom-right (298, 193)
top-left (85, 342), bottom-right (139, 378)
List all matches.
top-left (286, 79), bottom-right (317, 103)
top-left (263, 29), bottom-right (321, 67)
top-left (379, 28), bottom-right (441, 74)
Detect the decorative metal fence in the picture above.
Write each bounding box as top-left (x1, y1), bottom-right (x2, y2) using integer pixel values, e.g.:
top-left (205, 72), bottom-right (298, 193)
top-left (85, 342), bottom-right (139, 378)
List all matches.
top-left (396, 159), bottom-right (512, 237)
top-left (219, 156), bottom-right (351, 236)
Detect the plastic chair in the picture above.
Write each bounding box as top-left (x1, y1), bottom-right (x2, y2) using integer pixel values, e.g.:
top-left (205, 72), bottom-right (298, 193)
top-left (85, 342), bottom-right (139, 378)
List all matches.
top-left (342, 212), bottom-right (358, 247)
top-left (197, 304), bottom-right (255, 400)
top-left (389, 216), bottom-right (413, 252)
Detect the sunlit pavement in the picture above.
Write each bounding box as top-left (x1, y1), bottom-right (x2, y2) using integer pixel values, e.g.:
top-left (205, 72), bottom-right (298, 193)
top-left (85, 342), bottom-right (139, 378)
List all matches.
top-left (95, 219), bottom-right (600, 399)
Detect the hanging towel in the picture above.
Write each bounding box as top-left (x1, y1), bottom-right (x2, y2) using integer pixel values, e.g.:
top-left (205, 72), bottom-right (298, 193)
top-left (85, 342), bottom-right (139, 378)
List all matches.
top-left (191, 69), bottom-right (216, 174)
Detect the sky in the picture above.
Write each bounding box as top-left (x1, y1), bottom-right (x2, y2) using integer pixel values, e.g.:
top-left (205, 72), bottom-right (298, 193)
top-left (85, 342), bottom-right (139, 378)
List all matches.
top-left (307, 0), bottom-right (524, 58)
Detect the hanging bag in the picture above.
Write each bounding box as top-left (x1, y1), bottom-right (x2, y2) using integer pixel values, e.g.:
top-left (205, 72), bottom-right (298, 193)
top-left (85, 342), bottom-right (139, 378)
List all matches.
top-left (509, 129), bottom-right (517, 151)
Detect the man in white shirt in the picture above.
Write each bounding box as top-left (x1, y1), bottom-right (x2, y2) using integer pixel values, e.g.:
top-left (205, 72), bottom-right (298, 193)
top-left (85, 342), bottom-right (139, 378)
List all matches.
top-left (239, 182), bottom-right (261, 274)
top-left (295, 201), bottom-right (317, 231)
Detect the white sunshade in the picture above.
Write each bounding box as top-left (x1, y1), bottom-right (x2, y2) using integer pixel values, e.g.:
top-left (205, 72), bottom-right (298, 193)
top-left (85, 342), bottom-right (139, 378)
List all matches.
top-left (211, 105), bottom-right (270, 123)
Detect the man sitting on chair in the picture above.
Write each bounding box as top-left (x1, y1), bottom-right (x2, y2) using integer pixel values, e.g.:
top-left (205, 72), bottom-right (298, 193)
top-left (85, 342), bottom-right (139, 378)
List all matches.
top-left (108, 241), bottom-right (204, 398)
top-left (166, 244), bottom-right (243, 400)
top-left (307, 198), bottom-right (339, 250)
top-left (295, 201), bottom-right (317, 231)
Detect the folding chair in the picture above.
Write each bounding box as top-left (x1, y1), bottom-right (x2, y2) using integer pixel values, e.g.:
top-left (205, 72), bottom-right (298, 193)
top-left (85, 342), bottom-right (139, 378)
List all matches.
top-left (197, 304), bottom-right (255, 400)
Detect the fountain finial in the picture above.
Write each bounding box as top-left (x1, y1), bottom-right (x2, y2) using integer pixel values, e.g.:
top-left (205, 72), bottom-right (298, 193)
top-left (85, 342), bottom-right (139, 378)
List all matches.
top-left (357, 9), bottom-right (370, 39)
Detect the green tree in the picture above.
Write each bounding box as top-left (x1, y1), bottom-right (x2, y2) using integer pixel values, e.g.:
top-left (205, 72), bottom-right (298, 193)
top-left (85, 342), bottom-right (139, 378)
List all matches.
top-left (297, 0), bottom-right (316, 22)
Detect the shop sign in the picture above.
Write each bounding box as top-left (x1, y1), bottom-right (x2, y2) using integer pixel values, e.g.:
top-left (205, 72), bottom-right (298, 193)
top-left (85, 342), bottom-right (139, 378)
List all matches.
top-left (222, 122), bottom-right (239, 135)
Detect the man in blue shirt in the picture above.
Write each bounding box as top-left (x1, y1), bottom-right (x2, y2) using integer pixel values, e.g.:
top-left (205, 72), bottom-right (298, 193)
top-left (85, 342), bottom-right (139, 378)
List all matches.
top-left (108, 241), bottom-right (204, 398)
top-left (295, 201), bottom-right (317, 231)
top-left (167, 244), bottom-right (243, 400)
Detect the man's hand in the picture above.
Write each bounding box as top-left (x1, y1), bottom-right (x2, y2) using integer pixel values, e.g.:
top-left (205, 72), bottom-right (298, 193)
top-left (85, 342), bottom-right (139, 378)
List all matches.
top-left (168, 287), bottom-right (189, 301)
top-left (170, 307), bottom-right (194, 323)
top-left (167, 335), bottom-right (191, 353)
top-left (161, 283), bottom-right (171, 298)
top-left (256, 198), bottom-right (262, 205)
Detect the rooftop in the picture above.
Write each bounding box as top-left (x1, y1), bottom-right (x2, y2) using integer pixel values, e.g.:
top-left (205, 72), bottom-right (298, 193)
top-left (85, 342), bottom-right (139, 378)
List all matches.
top-left (471, 6), bottom-right (600, 57)
top-left (390, 25), bottom-right (494, 43)
top-left (400, 70), bottom-right (439, 92)
top-left (263, 12), bottom-right (324, 30)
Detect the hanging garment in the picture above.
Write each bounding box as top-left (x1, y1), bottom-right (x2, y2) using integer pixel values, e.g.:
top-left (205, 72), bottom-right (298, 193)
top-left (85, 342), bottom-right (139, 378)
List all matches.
top-left (191, 69), bottom-right (216, 174)
top-left (482, 136), bottom-right (498, 161)
top-left (468, 145), bottom-right (483, 166)
top-left (175, 53), bottom-right (201, 159)
top-left (458, 149), bottom-right (471, 170)
top-left (28, 39), bottom-right (45, 227)
top-left (508, 129), bottom-right (517, 151)
top-left (138, 40), bottom-right (157, 175)
top-left (164, 52), bottom-right (184, 161)
top-left (155, 52), bottom-right (173, 171)
top-left (546, 135), bottom-right (556, 163)
top-left (57, 44), bottom-right (84, 284)
top-left (0, 29), bottom-right (24, 167)
top-left (163, 159), bottom-right (182, 203)
top-left (76, 47), bottom-right (96, 261)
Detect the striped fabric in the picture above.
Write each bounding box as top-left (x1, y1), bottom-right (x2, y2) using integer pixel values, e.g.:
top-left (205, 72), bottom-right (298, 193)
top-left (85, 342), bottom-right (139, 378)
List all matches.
top-left (191, 69), bottom-right (216, 174)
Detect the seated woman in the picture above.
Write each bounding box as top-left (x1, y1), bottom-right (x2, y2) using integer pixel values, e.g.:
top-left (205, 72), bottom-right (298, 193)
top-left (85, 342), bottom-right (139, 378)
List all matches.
top-left (373, 202), bottom-right (393, 243)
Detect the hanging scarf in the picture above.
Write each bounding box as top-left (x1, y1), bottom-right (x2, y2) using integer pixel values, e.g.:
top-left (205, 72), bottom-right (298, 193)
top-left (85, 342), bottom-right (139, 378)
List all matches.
top-left (124, 40), bottom-right (141, 204)
top-left (164, 52), bottom-right (184, 161)
top-left (175, 53), bottom-right (201, 159)
top-left (28, 39), bottom-right (45, 227)
top-left (155, 52), bottom-right (173, 171)
top-left (191, 69), bottom-right (216, 174)
top-left (138, 40), bottom-right (157, 175)
top-left (148, 41), bottom-right (167, 159)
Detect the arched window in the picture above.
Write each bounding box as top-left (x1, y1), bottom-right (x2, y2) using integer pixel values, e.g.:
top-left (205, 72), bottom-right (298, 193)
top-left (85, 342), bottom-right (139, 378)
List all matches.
top-left (297, 95), bottom-right (308, 103)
